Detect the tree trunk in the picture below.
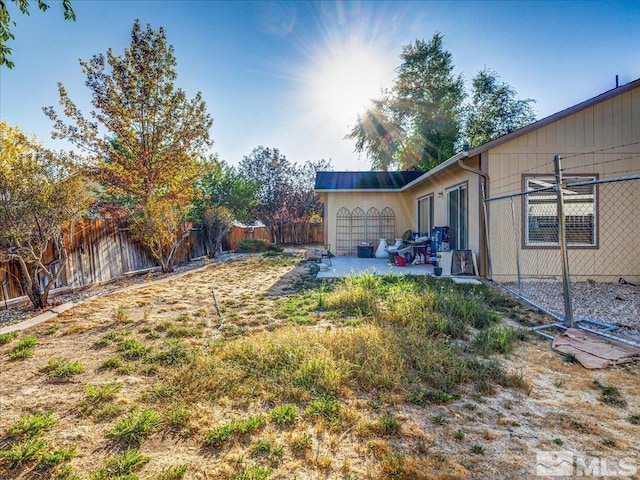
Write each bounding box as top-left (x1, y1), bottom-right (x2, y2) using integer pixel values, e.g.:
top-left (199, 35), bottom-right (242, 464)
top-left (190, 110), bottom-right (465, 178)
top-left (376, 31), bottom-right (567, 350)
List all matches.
top-left (16, 257), bottom-right (46, 310)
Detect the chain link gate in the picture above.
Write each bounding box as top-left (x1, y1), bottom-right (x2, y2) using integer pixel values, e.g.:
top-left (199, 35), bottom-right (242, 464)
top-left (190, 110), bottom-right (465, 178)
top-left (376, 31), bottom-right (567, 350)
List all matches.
top-left (484, 156), bottom-right (640, 348)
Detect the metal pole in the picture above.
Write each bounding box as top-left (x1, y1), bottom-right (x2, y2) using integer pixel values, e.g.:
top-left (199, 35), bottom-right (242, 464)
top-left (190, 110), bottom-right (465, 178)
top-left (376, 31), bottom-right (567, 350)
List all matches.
top-left (509, 197), bottom-right (523, 294)
top-left (554, 154), bottom-right (574, 328)
top-left (481, 181), bottom-right (494, 279)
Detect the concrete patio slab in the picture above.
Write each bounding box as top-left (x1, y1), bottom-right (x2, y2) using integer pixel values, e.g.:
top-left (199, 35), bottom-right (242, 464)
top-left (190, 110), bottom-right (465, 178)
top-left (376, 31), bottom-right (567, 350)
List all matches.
top-left (315, 255), bottom-right (483, 284)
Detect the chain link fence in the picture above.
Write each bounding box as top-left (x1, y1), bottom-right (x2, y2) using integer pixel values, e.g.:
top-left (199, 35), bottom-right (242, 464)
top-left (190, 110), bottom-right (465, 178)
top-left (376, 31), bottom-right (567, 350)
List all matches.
top-left (485, 158), bottom-right (640, 346)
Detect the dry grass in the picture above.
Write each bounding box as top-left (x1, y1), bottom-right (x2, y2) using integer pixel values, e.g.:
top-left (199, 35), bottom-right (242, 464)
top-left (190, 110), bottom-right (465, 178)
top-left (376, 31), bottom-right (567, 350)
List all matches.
top-left (0, 252), bottom-right (638, 479)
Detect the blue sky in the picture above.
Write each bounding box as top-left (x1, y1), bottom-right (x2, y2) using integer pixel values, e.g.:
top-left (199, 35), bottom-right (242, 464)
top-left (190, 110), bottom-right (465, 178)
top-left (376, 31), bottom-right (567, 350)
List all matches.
top-left (1, 0), bottom-right (639, 171)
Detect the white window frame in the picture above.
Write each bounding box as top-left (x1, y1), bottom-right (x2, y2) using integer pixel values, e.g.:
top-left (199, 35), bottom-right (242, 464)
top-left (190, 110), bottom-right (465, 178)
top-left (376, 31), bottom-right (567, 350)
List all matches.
top-left (524, 176), bottom-right (597, 247)
top-left (446, 183), bottom-right (468, 250)
top-left (417, 194), bottom-right (434, 237)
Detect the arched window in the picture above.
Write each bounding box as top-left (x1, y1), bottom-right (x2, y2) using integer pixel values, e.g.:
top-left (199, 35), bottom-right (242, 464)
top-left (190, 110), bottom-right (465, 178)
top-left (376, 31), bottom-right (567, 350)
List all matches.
top-left (350, 207), bottom-right (365, 255)
top-left (336, 207), bottom-right (351, 255)
top-left (365, 207), bottom-right (381, 244)
top-left (381, 207), bottom-right (395, 241)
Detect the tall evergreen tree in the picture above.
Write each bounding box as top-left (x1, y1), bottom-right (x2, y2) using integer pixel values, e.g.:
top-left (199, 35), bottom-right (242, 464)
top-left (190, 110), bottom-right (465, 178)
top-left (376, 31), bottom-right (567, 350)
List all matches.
top-left (347, 33), bottom-right (465, 170)
top-left (464, 69), bottom-right (536, 147)
top-left (393, 34), bottom-right (465, 169)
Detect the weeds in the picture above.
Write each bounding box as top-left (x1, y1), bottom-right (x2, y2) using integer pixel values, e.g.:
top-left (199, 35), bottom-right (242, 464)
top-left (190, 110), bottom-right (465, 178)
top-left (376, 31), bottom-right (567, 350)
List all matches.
top-left (410, 389), bottom-right (459, 405)
top-left (593, 378), bottom-right (627, 407)
top-left (106, 408), bottom-right (162, 445)
top-left (431, 415), bottom-right (447, 425)
top-left (39, 445), bottom-right (77, 467)
top-left (471, 325), bottom-right (527, 356)
top-left (153, 464), bottom-right (188, 480)
top-left (9, 335), bottom-right (38, 359)
top-left (628, 413), bottom-right (640, 425)
top-left (39, 357), bottom-right (85, 380)
top-left (252, 439), bottom-right (284, 457)
top-left (0, 437), bottom-right (47, 468)
top-left (471, 444), bottom-right (485, 454)
top-left (0, 331), bottom-right (18, 344)
top-left (78, 383), bottom-right (123, 419)
top-left (118, 338), bottom-right (149, 360)
top-left (114, 306), bottom-right (130, 323)
top-left (377, 413), bottom-right (401, 435)
top-left (7, 411), bottom-right (57, 439)
top-left (268, 404), bottom-right (298, 426)
top-left (232, 464), bottom-right (272, 480)
top-left (148, 339), bottom-right (193, 367)
top-left (563, 353), bottom-right (579, 364)
top-left (305, 396), bottom-right (341, 426)
top-left (204, 415), bottom-right (267, 448)
top-left (96, 448), bottom-right (150, 478)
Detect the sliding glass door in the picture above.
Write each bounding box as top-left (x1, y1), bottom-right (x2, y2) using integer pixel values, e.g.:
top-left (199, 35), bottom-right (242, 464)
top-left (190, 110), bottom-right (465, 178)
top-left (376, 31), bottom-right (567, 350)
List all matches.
top-left (447, 183), bottom-right (467, 250)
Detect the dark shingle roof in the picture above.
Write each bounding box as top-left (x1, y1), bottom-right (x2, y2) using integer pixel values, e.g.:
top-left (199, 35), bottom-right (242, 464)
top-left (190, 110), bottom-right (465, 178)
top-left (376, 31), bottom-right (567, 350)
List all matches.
top-left (314, 171), bottom-right (426, 191)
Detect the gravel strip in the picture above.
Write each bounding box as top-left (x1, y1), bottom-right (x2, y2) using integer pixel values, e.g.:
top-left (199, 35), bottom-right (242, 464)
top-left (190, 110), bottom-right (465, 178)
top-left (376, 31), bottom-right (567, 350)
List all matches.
top-left (507, 280), bottom-right (640, 340)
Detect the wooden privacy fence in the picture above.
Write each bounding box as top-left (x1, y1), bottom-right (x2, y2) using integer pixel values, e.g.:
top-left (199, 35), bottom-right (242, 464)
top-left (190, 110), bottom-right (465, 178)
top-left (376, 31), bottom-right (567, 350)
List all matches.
top-left (1, 219), bottom-right (324, 305)
top-left (1, 218), bottom-right (206, 305)
top-left (224, 222), bottom-right (323, 251)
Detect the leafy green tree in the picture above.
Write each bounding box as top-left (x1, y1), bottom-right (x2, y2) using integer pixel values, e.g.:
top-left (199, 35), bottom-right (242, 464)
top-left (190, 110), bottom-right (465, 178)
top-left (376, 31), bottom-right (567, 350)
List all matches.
top-left (191, 161), bottom-right (259, 257)
top-left (347, 96), bottom-right (403, 171)
top-left (393, 34), bottom-right (465, 169)
top-left (1, 0), bottom-right (75, 68)
top-left (44, 20), bottom-right (214, 272)
top-left (0, 121), bottom-right (89, 309)
top-left (238, 147), bottom-right (330, 244)
top-left (348, 33), bottom-right (465, 170)
top-left (464, 68), bottom-right (536, 147)
top-left (239, 147), bottom-right (293, 244)
top-left (286, 158), bottom-right (331, 243)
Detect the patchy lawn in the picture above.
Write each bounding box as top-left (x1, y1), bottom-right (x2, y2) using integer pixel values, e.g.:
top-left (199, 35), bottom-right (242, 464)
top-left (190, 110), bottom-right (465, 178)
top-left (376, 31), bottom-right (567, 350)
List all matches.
top-left (0, 251), bottom-right (638, 480)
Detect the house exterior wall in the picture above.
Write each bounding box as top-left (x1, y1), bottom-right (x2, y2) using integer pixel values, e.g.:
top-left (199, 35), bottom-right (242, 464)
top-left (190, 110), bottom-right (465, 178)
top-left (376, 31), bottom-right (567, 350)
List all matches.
top-left (486, 85), bottom-right (640, 282)
top-left (407, 157), bottom-right (483, 258)
top-left (322, 191), bottom-right (414, 255)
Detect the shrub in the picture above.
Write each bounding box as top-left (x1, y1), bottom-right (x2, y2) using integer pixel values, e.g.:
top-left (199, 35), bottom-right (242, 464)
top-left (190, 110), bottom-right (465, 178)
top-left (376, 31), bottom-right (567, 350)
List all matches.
top-left (237, 239), bottom-right (283, 253)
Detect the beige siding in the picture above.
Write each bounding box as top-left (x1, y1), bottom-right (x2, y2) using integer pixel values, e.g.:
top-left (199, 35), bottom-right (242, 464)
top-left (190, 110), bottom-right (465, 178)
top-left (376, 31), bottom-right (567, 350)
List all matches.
top-left (323, 191), bottom-right (414, 255)
top-left (322, 160), bottom-right (484, 260)
top-left (487, 85), bottom-right (640, 283)
top-left (408, 161), bottom-right (483, 257)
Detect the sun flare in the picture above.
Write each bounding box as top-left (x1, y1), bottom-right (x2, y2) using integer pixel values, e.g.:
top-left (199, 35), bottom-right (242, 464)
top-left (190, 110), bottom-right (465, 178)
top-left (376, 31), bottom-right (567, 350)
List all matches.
top-left (304, 39), bottom-right (394, 130)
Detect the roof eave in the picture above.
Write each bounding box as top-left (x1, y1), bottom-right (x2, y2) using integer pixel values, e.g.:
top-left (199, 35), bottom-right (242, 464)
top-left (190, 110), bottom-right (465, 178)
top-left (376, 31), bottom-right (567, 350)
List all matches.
top-left (401, 151), bottom-right (469, 191)
top-left (467, 77), bottom-right (640, 157)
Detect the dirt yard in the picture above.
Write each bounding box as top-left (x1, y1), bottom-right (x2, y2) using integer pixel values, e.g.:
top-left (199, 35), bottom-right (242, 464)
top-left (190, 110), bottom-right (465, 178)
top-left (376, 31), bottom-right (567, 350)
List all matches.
top-left (0, 251), bottom-right (638, 479)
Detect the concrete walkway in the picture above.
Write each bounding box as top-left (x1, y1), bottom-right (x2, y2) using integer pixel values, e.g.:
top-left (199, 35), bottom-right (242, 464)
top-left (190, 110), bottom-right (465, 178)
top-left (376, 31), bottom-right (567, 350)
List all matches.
top-left (316, 255), bottom-right (482, 285)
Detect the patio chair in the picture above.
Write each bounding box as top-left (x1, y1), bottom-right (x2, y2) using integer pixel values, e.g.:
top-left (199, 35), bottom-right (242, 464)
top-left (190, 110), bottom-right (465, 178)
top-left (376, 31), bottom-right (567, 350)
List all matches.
top-left (320, 244), bottom-right (332, 266)
top-left (386, 230), bottom-right (413, 260)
